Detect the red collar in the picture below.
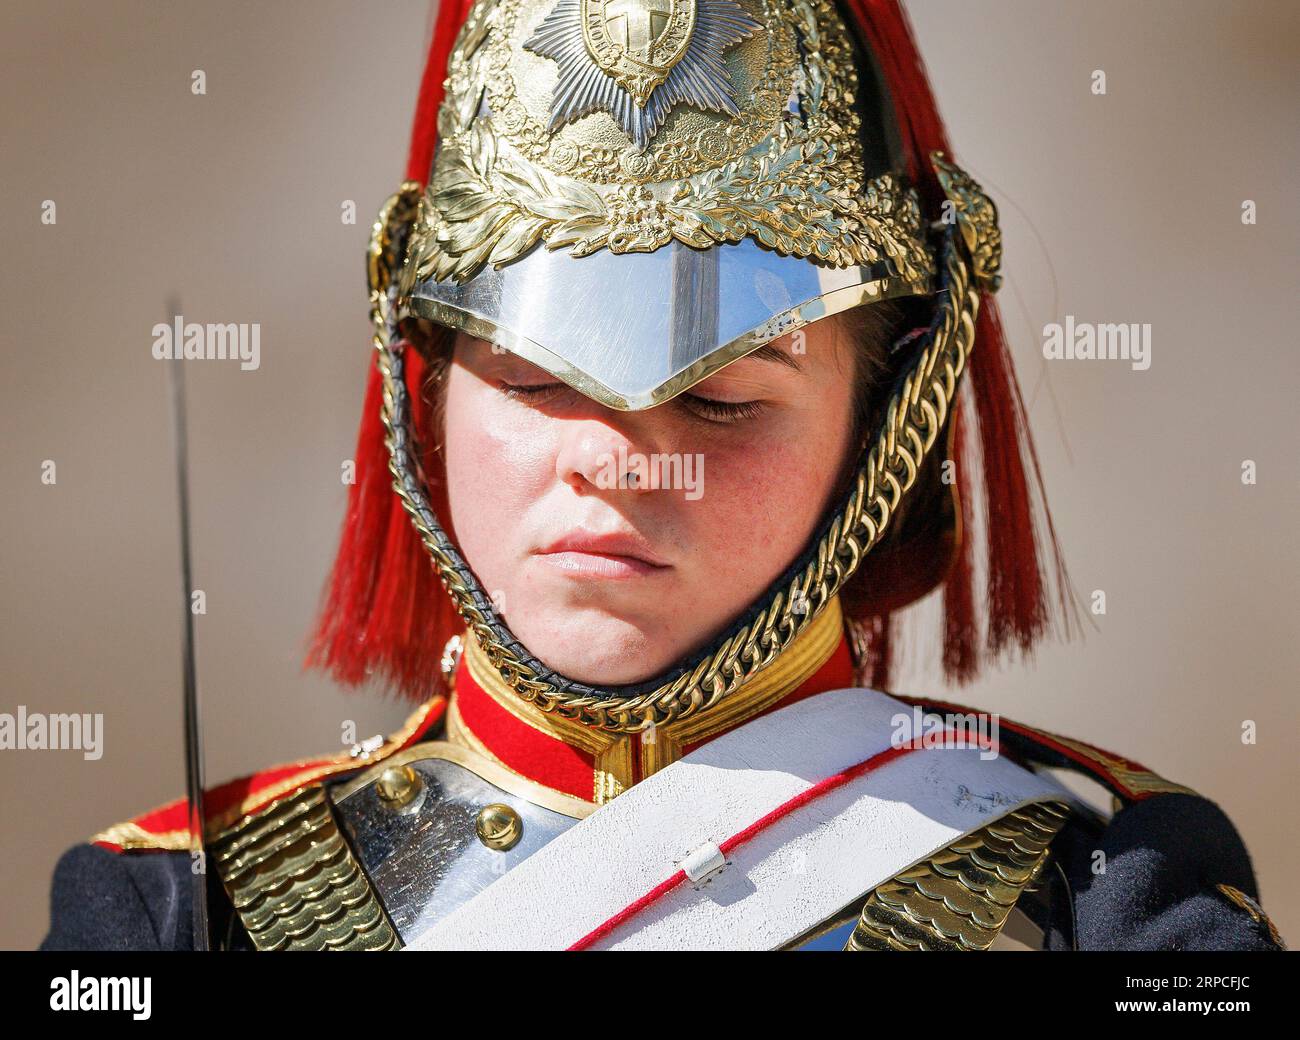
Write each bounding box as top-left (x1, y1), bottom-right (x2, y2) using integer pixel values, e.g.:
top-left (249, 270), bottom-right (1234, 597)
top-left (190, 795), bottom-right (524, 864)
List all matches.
top-left (446, 599), bottom-right (855, 804)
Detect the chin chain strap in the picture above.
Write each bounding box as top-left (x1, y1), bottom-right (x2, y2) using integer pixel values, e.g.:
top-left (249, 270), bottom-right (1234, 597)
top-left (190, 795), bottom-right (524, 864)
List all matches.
top-left (368, 153), bottom-right (1001, 736)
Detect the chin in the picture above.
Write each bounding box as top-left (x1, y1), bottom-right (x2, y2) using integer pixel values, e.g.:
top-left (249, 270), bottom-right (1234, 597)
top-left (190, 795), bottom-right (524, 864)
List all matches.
top-left (509, 608), bottom-right (677, 686)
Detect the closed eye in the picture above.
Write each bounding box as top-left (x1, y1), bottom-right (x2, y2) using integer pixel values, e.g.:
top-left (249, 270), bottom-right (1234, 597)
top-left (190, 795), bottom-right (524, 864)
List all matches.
top-left (498, 380), bottom-right (569, 405)
top-left (499, 381), bottom-right (765, 424)
top-left (679, 393), bottom-right (766, 424)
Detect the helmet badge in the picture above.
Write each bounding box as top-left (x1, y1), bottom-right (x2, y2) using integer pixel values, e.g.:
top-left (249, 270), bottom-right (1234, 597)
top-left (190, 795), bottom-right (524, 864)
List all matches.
top-left (524, 0), bottom-right (762, 150)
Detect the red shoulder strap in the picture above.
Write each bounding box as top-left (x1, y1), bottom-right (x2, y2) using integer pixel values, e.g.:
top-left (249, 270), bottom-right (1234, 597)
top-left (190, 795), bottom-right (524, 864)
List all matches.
top-left (91, 697), bottom-right (446, 852)
top-left (893, 694), bottom-right (1196, 805)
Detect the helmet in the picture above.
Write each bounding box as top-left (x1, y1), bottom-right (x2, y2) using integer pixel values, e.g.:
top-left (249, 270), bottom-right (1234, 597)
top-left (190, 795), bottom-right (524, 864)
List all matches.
top-left (311, 0), bottom-right (1071, 729)
top-left (401, 0), bottom-right (935, 409)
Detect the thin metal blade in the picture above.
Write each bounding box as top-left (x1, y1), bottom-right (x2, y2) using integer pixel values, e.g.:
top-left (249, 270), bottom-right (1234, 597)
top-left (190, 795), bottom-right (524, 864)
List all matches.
top-left (166, 299), bottom-right (210, 951)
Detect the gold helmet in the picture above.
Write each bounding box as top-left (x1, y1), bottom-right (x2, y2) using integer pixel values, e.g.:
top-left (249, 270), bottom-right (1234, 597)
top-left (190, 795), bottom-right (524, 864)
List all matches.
top-left (316, 0), bottom-right (1064, 729)
top-left (400, 0), bottom-right (947, 409)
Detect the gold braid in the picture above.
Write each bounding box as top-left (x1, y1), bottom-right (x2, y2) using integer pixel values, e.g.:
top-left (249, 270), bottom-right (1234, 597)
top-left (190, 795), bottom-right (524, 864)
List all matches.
top-left (367, 153), bottom-right (999, 736)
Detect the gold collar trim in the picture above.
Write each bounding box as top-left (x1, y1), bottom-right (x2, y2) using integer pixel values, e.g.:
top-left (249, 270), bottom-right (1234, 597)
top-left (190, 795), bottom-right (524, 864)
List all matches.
top-left (455, 596), bottom-right (844, 803)
top-left (642, 595), bottom-right (844, 775)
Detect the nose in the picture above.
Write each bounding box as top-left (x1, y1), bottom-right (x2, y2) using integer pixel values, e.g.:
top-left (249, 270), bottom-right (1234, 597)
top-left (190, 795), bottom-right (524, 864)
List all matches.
top-left (555, 416), bottom-right (659, 494)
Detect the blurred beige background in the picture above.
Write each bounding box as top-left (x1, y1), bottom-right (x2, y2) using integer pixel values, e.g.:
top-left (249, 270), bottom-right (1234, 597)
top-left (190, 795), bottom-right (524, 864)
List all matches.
top-left (1, 0), bottom-right (1296, 949)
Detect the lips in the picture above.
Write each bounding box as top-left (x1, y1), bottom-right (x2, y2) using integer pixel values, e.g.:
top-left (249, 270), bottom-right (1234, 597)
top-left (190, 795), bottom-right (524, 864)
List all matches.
top-left (536, 530), bottom-right (670, 571)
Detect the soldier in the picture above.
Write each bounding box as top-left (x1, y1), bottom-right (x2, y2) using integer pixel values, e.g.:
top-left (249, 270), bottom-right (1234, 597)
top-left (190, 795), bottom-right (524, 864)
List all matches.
top-left (42, 0), bottom-right (1283, 951)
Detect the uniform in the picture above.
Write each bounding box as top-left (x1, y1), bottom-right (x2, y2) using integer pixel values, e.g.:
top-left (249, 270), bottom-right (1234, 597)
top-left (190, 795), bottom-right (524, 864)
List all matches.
top-left (43, 623), bottom-right (1282, 950)
top-left (42, 0), bottom-right (1285, 951)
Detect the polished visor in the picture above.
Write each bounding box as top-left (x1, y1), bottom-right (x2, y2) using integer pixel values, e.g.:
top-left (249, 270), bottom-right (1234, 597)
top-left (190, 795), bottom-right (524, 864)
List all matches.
top-left (404, 237), bottom-right (930, 411)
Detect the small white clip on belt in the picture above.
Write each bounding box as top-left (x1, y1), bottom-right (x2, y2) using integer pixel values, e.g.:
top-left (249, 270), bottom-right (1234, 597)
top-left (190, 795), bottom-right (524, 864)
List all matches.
top-left (681, 841), bottom-right (727, 887)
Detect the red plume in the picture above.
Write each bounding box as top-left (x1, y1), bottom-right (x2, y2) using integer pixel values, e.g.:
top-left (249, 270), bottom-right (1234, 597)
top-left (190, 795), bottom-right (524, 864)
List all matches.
top-left (307, 0), bottom-right (473, 700)
top-left (845, 0), bottom-right (1072, 687)
top-left (941, 396), bottom-right (979, 682)
top-left (311, 0), bottom-right (1073, 701)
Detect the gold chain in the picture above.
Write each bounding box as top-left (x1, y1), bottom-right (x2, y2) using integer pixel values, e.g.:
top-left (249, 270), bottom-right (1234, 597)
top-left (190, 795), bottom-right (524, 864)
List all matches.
top-left (369, 153), bottom-right (996, 735)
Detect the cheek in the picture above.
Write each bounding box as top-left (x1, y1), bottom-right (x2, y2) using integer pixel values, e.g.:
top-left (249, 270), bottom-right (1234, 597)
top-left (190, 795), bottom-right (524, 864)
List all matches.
top-left (442, 371), bottom-right (554, 574)
top-left (443, 374), bottom-right (552, 497)
top-left (687, 412), bottom-right (849, 562)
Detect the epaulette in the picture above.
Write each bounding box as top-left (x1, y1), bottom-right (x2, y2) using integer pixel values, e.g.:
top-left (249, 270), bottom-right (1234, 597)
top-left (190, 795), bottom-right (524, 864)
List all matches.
top-left (893, 694), bottom-right (1196, 806)
top-left (89, 696), bottom-right (447, 853)
top-left (891, 695), bottom-right (1288, 951)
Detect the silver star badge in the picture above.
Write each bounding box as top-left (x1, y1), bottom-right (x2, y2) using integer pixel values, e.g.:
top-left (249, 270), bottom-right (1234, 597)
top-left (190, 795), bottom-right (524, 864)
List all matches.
top-left (524, 0), bottom-right (763, 151)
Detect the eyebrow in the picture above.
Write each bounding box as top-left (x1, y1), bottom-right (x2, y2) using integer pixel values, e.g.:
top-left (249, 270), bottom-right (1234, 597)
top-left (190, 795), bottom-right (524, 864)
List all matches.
top-left (748, 343), bottom-right (803, 372)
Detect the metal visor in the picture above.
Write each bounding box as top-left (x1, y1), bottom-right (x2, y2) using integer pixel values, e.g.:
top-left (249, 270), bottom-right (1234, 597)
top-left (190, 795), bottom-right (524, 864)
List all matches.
top-left (404, 237), bottom-right (930, 410)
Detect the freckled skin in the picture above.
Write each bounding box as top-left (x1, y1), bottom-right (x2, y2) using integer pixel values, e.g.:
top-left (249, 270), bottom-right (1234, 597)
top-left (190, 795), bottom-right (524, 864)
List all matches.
top-left (441, 322), bottom-right (857, 684)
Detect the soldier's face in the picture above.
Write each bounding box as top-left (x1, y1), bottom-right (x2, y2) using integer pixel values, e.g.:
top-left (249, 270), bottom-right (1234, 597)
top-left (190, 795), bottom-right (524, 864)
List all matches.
top-left (440, 320), bottom-right (858, 685)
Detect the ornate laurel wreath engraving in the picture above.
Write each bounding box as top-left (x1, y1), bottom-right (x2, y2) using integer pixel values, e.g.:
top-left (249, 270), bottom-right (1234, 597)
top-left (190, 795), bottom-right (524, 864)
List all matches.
top-left (402, 0), bottom-right (934, 288)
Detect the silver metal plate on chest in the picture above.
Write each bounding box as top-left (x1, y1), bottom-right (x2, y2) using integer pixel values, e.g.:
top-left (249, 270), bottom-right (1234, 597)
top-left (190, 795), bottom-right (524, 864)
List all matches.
top-left (327, 742), bottom-right (590, 945)
top-left (325, 740), bottom-right (1044, 950)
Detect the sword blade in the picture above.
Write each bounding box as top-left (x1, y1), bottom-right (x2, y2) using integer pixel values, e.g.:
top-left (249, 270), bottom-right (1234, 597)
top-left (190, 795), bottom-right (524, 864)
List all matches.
top-left (166, 304), bottom-right (210, 951)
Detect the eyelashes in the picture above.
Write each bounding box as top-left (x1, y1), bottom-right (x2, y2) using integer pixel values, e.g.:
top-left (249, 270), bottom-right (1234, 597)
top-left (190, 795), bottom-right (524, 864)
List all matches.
top-left (498, 381), bottom-right (766, 425)
top-left (681, 395), bottom-right (766, 423)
